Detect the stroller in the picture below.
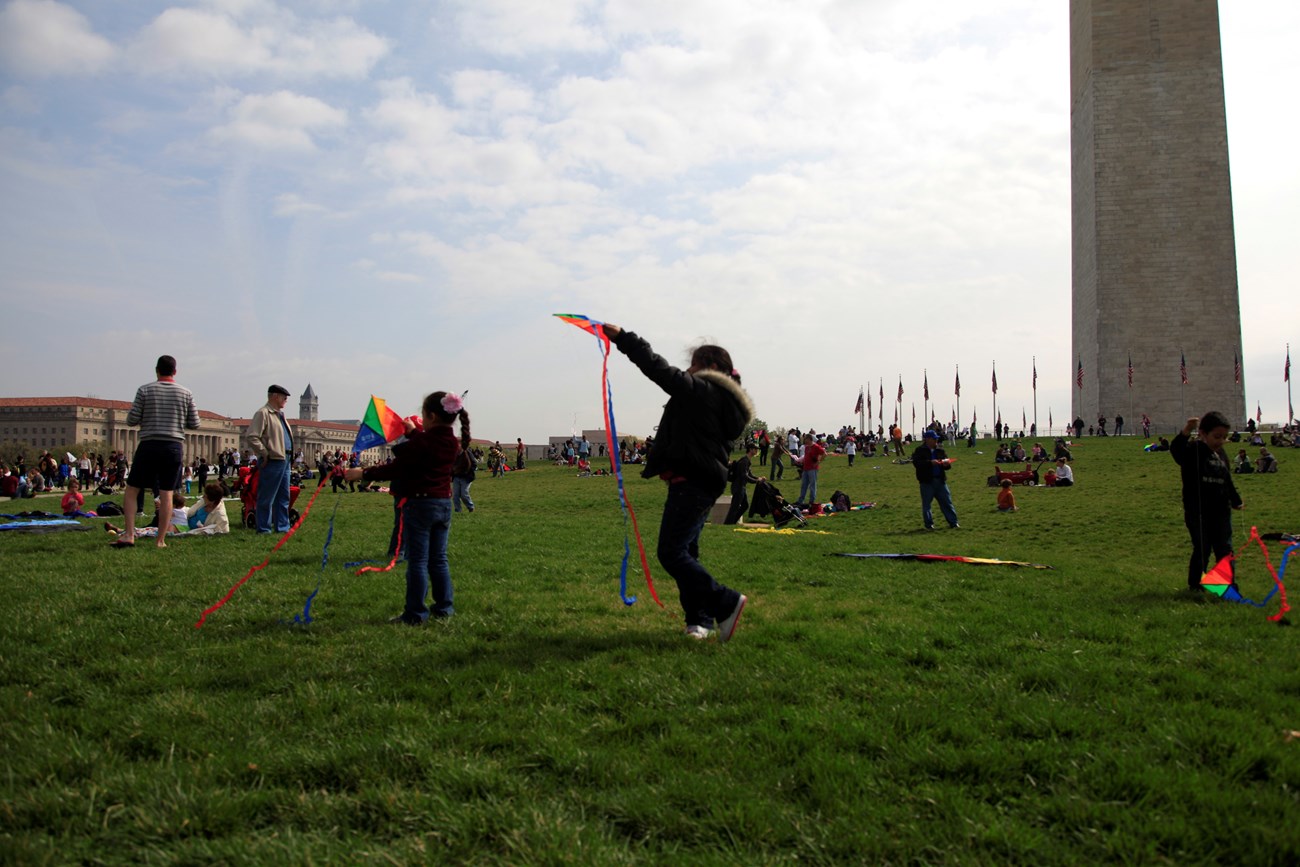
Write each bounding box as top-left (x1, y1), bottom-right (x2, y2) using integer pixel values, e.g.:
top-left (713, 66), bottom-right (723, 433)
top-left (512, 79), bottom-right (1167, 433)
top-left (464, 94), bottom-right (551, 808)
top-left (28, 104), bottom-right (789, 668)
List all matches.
top-left (238, 462), bottom-right (303, 529)
top-left (749, 478), bottom-right (807, 529)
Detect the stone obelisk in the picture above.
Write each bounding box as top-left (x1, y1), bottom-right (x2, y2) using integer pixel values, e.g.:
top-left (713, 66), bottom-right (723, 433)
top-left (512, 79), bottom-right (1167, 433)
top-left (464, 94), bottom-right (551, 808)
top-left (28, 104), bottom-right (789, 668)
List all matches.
top-left (1071, 0), bottom-right (1244, 431)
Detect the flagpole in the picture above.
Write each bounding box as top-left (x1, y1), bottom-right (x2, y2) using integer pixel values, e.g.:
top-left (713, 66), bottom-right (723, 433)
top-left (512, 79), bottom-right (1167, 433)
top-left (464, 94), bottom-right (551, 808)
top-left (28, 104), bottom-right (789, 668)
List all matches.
top-left (1180, 349), bottom-right (1185, 423)
top-left (991, 361), bottom-right (998, 438)
top-left (1288, 344), bottom-right (1294, 425)
top-left (859, 385), bottom-right (865, 434)
top-left (1032, 355), bottom-right (1037, 437)
top-left (923, 369), bottom-right (928, 433)
top-left (955, 365), bottom-right (961, 439)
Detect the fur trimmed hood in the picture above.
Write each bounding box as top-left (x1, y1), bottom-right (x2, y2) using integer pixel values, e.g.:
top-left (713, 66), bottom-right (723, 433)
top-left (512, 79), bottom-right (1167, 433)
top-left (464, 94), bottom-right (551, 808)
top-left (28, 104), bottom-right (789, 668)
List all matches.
top-left (696, 369), bottom-right (755, 428)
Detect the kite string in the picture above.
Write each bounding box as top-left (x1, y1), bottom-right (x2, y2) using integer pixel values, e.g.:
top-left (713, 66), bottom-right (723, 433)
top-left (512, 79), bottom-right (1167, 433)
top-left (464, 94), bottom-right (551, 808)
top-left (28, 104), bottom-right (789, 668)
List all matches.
top-left (354, 497), bottom-right (407, 575)
top-left (194, 478), bottom-right (331, 628)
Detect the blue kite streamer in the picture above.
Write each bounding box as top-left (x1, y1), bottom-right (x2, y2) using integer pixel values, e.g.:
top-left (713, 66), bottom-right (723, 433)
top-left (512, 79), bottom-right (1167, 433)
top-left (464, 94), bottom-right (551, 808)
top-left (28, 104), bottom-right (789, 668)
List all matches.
top-left (292, 493), bottom-right (343, 625)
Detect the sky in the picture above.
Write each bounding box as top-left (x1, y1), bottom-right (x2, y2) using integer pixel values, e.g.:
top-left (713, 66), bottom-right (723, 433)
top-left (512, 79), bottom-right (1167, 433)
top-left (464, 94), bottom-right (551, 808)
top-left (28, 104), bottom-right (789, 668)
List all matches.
top-left (1, 0), bottom-right (1296, 443)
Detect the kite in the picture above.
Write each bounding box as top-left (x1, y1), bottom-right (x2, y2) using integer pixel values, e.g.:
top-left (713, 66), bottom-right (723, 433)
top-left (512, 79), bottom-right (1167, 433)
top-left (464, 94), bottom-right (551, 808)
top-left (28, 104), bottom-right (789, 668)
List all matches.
top-left (555, 313), bottom-right (661, 607)
top-left (830, 552), bottom-right (1053, 569)
top-left (353, 395), bottom-right (407, 453)
top-left (1199, 526), bottom-right (1292, 622)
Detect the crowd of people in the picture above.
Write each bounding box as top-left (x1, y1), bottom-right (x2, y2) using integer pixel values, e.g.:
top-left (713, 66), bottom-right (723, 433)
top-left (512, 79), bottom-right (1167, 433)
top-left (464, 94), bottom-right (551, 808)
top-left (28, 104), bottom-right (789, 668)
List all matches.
top-left (5, 347), bottom-right (1298, 632)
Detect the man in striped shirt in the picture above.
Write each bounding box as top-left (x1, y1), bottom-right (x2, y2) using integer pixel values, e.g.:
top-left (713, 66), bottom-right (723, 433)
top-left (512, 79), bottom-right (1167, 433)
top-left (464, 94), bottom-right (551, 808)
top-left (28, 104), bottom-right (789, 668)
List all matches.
top-left (113, 355), bottom-right (200, 548)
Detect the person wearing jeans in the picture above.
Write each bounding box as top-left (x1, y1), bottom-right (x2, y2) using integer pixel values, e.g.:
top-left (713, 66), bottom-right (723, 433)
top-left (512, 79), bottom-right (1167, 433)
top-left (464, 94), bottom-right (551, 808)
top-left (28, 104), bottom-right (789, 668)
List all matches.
top-left (797, 433), bottom-right (825, 506)
top-left (912, 428), bottom-right (960, 529)
top-left (605, 324), bottom-right (751, 642)
top-left (401, 496), bottom-right (454, 622)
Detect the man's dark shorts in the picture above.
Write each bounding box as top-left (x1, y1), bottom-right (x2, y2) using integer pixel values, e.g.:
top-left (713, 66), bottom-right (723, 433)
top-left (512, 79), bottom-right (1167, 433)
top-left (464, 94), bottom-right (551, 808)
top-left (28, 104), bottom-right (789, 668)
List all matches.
top-left (126, 440), bottom-right (184, 491)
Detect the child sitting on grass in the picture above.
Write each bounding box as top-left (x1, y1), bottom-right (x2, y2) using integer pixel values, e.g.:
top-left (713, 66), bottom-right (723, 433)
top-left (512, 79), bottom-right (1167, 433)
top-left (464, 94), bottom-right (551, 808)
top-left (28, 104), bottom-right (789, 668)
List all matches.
top-left (996, 479), bottom-right (1018, 512)
top-left (61, 479), bottom-right (97, 517)
top-left (184, 483), bottom-right (231, 535)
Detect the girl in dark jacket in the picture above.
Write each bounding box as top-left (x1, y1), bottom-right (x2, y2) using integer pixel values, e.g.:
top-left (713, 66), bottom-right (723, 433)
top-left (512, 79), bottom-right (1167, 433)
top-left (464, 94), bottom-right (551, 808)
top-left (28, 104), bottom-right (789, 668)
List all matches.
top-left (605, 325), bottom-right (753, 641)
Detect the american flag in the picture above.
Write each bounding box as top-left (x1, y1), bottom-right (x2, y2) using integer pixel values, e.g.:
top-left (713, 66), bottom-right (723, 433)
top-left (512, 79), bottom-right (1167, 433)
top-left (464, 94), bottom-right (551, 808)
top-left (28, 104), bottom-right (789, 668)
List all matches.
top-left (1257, 402), bottom-right (1262, 423)
top-left (955, 368), bottom-right (961, 397)
top-left (1076, 358), bottom-right (1084, 389)
top-left (1032, 359), bottom-right (1037, 392)
top-left (897, 377), bottom-right (903, 403)
top-left (1287, 348), bottom-right (1292, 383)
top-left (1234, 353), bottom-right (1241, 385)
top-left (1127, 355), bottom-right (1133, 389)
top-left (991, 364), bottom-right (998, 395)
top-left (923, 372), bottom-right (929, 401)
top-left (854, 388), bottom-right (864, 415)
top-left (1180, 352), bottom-right (1188, 385)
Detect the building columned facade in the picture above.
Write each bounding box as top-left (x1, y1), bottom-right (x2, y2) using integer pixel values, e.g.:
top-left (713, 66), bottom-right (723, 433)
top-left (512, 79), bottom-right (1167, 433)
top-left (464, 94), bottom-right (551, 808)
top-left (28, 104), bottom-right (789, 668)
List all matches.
top-left (0, 395), bottom-right (385, 464)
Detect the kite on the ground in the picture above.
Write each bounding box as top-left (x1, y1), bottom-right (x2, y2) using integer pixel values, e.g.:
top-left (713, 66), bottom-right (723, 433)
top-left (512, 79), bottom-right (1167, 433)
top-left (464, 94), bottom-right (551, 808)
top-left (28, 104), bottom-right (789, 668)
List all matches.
top-left (1199, 526), bottom-right (1292, 622)
top-left (831, 552), bottom-right (1053, 569)
top-left (555, 313), bottom-right (660, 607)
top-left (353, 395), bottom-right (407, 453)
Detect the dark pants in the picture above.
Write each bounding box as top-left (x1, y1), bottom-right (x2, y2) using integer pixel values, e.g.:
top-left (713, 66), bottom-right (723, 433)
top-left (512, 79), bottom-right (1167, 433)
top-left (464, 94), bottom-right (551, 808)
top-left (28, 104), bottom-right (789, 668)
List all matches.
top-left (1186, 511), bottom-right (1233, 590)
top-left (657, 481), bottom-right (742, 629)
top-left (723, 484), bottom-right (749, 524)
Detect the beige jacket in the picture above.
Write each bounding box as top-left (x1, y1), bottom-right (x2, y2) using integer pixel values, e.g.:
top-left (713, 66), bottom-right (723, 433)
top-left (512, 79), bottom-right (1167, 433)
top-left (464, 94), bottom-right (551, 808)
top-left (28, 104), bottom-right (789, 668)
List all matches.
top-left (247, 404), bottom-right (291, 461)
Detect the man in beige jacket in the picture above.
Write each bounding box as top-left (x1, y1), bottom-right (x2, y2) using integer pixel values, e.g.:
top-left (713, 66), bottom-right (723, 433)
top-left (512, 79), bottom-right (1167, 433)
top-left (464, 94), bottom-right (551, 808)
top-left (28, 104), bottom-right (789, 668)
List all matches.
top-left (247, 384), bottom-right (294, 533)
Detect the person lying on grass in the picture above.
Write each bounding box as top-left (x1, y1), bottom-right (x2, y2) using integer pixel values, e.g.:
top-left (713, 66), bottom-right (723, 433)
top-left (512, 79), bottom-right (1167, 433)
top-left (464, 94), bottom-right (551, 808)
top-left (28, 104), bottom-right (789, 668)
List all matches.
top-left (106, 487), bottom-right (229, 541)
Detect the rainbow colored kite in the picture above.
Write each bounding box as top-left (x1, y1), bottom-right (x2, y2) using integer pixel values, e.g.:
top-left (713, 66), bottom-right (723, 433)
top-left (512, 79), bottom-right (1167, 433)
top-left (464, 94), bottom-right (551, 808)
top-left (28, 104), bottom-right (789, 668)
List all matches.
top-left (555, 313), bottom-right (661, 607)
top-left (1200, 526), bottom-right (1292, 622)
top-left (832, 552), bottom-right (1052, 569)
top-left (353, 395), bottom-right (406, 453)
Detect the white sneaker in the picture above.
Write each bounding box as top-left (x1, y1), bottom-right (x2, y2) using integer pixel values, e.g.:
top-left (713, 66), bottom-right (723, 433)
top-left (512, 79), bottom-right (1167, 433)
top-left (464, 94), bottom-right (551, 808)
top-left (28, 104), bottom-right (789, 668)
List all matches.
top-left (717, 595), bottom-right (747, 643)
top-left (684, 624), bottom-right (711, 640)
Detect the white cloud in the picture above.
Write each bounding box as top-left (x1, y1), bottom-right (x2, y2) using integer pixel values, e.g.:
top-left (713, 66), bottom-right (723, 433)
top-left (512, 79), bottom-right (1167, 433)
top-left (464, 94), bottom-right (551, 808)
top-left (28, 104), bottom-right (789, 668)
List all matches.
top-left (210, 90), bottom-right (347, 152)
top-left (130, 5), bottom-right (388, 80)
top-left (0, 0), bottom-right (115, 77)
top-left (449, 0), bottom-right (606, 56)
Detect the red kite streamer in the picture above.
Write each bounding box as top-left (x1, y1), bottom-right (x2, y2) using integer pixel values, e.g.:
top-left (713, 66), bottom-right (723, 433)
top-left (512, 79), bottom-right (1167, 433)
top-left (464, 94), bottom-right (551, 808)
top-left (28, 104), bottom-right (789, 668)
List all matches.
top-left (195, 479), bottom-right (332, 628)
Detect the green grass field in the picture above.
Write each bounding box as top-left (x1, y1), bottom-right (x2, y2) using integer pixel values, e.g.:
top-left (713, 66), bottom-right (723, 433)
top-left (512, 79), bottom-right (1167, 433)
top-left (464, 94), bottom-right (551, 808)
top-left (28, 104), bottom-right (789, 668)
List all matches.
top-left (2, 436), bottom-right (1298, 865)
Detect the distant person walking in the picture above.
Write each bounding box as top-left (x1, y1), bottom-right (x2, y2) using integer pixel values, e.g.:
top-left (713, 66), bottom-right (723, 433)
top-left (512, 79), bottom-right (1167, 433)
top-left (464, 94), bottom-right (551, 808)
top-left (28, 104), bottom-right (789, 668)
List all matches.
top-left (112, 355), bottom-right (200, 548)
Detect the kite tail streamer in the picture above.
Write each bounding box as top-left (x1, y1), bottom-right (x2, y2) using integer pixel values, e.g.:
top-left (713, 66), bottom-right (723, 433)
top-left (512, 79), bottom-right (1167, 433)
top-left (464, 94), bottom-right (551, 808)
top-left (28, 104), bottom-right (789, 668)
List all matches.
top-left (355, 497), bottom-right (408, 575)
top-left (195, 478), bottom-right (331, 629)
top-left (594, 326), bottom-right (660, 607)
top-left (1249, 526), bottom-right (1294, 622)
top-left (1270, 544), bottom-right (1295, 623)
top-left (293, 493), bottom-right (343, 625)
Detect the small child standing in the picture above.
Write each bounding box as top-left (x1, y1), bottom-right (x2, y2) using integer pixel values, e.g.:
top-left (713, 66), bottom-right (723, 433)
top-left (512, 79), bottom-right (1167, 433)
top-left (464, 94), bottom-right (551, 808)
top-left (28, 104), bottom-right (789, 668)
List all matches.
top-left (1171, 412), bottom-right (1243, 592)
top-left (347, 391), bottom-right (469, 625)
top-left (996, 479), bottom-right (1018, 512)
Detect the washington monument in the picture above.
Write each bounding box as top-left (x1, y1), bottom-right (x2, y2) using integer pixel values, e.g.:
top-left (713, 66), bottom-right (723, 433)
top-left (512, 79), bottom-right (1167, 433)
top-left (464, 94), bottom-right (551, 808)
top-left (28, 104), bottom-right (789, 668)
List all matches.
top-left (1071, 0), bottom-right (1245, 430)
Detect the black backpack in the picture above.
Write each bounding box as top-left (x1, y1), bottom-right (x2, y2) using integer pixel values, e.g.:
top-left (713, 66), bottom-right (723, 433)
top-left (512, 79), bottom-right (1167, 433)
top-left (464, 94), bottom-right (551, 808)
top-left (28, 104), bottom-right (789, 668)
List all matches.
top-left (97, 501), bottom-right (123, 516)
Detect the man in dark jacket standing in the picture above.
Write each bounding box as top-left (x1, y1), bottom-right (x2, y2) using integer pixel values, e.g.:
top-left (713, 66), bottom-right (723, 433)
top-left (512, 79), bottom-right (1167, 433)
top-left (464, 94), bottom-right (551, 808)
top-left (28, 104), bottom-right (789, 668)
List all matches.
top-left (912, 428), bottom-right (959, 530)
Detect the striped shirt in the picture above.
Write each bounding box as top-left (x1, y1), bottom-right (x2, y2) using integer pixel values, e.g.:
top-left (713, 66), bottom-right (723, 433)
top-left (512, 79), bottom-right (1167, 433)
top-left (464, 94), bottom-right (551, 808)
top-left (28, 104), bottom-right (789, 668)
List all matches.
top-left (127, 380), bottom-right (200, 442)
